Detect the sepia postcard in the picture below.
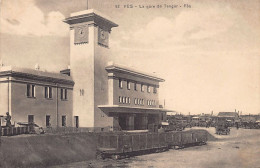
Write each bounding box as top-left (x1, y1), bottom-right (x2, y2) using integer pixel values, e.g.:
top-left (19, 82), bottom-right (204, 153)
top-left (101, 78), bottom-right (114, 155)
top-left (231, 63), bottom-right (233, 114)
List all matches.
top-left (0, 0), bottom-right (259, 167)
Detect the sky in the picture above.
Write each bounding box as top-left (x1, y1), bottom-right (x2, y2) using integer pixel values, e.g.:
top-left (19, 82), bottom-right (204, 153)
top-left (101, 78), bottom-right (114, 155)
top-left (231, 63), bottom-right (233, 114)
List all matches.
top-left (0, 0), bottom-right (260, 115)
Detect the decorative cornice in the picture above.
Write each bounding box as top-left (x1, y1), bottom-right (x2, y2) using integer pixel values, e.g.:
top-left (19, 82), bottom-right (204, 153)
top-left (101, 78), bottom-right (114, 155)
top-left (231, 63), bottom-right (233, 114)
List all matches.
top-left (106, 65), bottom-right (165, 82)
top-left (64, 10), bottom-right (118, 32)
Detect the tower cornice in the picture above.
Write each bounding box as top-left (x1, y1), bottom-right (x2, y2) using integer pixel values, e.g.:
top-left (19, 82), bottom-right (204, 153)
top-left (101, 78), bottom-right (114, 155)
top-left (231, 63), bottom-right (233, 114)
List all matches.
top-left (63, 9), bottom-right (118, 32)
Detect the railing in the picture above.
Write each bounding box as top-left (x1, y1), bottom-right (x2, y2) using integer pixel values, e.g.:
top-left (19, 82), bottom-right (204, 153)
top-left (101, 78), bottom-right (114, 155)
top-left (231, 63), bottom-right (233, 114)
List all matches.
top-left (1, 126), bottom-right (29, 136)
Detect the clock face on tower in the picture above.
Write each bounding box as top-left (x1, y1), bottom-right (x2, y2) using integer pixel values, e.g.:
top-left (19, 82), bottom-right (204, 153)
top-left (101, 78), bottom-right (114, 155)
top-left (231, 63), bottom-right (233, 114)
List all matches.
top-left (98, 28), bottom-right (109, 47)
top-left (74, 25), bottom-right (88, 44)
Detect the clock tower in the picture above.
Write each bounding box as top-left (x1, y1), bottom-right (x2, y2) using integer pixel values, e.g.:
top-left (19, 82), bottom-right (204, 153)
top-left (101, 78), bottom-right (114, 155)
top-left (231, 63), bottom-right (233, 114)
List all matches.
top-left (64, 9), bottom-right (118, 129)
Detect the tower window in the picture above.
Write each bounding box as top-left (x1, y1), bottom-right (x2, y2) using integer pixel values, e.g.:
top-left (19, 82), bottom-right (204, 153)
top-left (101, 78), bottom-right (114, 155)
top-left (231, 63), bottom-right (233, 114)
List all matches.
top-left (134, 83), bottom-right (137, 91)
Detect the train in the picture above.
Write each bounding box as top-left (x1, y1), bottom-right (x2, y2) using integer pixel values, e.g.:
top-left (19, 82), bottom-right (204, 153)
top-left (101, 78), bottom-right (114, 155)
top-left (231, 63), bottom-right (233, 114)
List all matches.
top-left (96, 129), bottom-right (208, 159)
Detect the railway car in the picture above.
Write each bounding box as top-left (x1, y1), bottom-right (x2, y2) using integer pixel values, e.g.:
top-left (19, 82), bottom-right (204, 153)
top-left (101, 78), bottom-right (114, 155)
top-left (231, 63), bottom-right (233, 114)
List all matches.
top-left (96, 129), bottom-right (208, 159)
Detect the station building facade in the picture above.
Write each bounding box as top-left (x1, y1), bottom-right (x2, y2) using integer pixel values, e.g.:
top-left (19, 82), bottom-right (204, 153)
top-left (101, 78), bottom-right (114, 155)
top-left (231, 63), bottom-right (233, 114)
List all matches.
top-left (98, 63), bottom-right (168, 130)
top-left (0, 9), bottom-right (171, 131)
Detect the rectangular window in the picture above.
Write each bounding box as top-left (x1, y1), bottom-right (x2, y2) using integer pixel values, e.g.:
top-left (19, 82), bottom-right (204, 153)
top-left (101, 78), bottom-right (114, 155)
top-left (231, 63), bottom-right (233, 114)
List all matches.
top-left (28, 115), bottom-right (34, 124)
top-left (134, 83), bottom-right (137, 91)
top-left (119, 79), bottom-right (123, 88)
top-left (61, 88), bottom-right (63, 99)
top-left (45, 87), bottom-right (52, 99)
top-left (62, 116), bottom-right (66, 127)
top-left (153, 86), bottom-right (157, 94)
top-left (128, 97), bottom-right (131, 104)
top-left (61, 88), bottom-right (68, 100)
top-left (119, 96), bottom-right (121, 103)
top-left (147, 85), bottom-right (150, 93)
top-left (45, 87), bottom-right (48, 98)
top-left (141, 84), bottom-right (144, 92)
top-left (127, 81), bottom-right (131, 90)
top-left (32, 85), bottom-right (36, 97)
top-left (46, 115), bottom-right (51, 127)
top-left (27, 84), bottom-right (31, 97)
top-left (27, 84), bottom-right (36, 97)
top-left (49, 87), bottom-right (52, 98)
top-left (64, 89), bottom-right (67, 100)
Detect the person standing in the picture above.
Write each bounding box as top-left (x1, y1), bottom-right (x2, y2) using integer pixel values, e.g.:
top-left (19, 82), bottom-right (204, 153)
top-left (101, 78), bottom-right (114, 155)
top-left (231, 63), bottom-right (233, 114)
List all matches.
top-left (5, 112), bottom-right (11, 127)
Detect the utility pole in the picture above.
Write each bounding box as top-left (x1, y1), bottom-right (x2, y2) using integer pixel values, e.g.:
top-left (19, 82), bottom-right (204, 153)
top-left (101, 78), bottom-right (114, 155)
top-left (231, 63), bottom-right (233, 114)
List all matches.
top-left (0, 115), bottom-right (3, 145)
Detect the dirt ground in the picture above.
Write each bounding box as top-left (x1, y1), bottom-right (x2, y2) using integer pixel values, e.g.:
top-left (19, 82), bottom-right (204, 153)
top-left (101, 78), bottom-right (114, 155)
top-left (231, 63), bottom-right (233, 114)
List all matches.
top-left (51, 127), bottom-right (260, 168)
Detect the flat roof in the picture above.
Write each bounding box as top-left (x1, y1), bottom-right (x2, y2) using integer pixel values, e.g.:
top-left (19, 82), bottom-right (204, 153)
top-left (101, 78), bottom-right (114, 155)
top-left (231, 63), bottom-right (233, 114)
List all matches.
top-left (63, 9), bottom-right (118, 28)
top-left (106, 63), bottom-right (165, 82)
top-left (98, 105), bottom-right (174, 114)
top-left (0, 66), bottom-right (74, 85)
top-left (218, 112), bottom-right (239, 117)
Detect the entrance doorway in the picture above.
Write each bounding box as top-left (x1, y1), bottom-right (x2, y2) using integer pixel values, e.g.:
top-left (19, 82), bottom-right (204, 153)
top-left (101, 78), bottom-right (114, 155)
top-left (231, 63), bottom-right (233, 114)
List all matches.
top-left (118, 115), bottom-right (127, 130)
top-left (134, 114), bottom-right (143, 130)
top-left (28, 115), bottom-right (34, 133)
top-left (74, 116), bottom-right (79, 128)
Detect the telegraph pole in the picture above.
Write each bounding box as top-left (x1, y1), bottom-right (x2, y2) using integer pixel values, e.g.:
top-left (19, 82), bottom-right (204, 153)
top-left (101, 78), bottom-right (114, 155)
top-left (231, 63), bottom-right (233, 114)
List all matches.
top-left (0, 115), bottom-right (3, 145)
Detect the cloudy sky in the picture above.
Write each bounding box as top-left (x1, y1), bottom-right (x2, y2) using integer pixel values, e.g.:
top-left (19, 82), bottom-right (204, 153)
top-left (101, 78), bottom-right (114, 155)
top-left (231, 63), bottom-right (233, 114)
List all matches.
top-left (0, 0), bottom-right (260, 115)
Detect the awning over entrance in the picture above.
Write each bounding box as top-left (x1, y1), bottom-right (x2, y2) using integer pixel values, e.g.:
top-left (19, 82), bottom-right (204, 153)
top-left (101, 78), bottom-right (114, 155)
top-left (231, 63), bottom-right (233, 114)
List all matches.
top-left (98, 105), bottom-right (174, 130)
top-left (98, 105), bottom-right (174, 115)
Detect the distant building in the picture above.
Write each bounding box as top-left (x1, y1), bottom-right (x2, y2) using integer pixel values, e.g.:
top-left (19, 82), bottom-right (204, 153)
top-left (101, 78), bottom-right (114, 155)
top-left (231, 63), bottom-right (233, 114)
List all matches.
top-left (217, 112), bottom-right (239, 122)
top-left (240, 115), bottom-right (260, 122)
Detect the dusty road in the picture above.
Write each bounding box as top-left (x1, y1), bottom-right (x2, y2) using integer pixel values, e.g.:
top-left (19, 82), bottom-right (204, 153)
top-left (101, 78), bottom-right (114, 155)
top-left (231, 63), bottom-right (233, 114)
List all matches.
top-left (52, 128), bottom-right (260, 168)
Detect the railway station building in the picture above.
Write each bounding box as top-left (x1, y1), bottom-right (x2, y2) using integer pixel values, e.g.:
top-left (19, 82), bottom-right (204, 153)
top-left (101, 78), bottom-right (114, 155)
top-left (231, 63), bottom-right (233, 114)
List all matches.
top-left (0, 66), bottom-right (74, 128)
top-left (0, 9), bottom-right (171, 131)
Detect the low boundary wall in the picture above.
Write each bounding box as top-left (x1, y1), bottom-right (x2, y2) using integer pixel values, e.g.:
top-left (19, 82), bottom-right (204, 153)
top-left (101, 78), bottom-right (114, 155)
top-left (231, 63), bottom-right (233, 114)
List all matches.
top-left (0, 133), bottom-right (97, 168)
